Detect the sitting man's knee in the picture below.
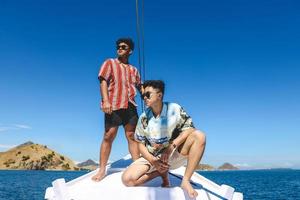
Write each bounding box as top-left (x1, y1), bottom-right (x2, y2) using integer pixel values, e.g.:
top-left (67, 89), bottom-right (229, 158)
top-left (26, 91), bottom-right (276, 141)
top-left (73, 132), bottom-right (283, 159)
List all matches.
top-left (193, 130), bottom-right (206, 145)
top-left (121, 172), bottom-right (135, 187)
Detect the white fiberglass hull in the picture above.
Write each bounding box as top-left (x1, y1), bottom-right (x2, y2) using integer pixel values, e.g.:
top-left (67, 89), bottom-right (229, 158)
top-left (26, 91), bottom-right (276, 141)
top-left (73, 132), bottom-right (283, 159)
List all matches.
top-left (45, 156), bottom-right (243, 200)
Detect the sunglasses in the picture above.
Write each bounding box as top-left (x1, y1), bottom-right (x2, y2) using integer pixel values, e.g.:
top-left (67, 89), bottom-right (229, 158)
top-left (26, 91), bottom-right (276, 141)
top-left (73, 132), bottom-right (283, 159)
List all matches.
top-left (116, 45), bottom-right (129, 50)
top-left (141, 91), bottom-right (152, 99)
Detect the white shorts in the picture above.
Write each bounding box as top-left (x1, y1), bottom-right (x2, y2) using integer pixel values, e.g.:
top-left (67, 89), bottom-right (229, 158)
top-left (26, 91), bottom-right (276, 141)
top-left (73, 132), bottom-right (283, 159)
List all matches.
top-left (131, 148), bottom-right (187, 173)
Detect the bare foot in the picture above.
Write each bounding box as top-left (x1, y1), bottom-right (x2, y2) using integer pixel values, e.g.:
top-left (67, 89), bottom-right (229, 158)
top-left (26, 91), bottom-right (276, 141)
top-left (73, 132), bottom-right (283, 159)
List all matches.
top-left (181, 179), bottom-right (198, 198)
top-left (161, 179), bottom-right (171, 187)
top-left (161, 172), bottom-right (171, 187)
top-left (91, 170), bottom-right (106, 182)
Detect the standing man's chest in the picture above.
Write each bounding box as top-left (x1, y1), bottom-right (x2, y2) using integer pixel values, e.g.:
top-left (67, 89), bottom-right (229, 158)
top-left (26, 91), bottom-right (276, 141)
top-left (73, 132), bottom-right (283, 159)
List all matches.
top-left (110, 64), bottom-right (136, 84)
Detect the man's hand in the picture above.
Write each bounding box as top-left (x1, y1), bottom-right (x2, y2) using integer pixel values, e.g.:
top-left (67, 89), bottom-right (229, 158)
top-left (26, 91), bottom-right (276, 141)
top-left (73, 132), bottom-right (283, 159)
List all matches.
top-left (101, 100), bottom-right (112, 114)
top-left (151, 157), bottom-right (169, 173)
top-left (160, 144), bottom-right (174, 164)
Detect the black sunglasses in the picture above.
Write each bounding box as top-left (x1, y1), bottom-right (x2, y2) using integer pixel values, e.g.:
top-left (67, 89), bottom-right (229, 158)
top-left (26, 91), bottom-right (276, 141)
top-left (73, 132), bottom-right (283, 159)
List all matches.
top-left (141, 91), bottom-right (151, 99)
top-left (116, 45), bottom-right (129, 50)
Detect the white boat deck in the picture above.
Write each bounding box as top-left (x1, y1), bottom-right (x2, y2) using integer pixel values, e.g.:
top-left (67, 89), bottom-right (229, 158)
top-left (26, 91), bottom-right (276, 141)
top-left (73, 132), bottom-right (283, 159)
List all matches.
top-left (45, 156), bottom-right (243, 200)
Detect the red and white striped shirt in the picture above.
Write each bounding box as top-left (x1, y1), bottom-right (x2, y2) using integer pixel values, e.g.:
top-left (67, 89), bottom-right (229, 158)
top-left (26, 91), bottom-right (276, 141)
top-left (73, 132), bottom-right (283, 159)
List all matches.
top-left (98, 58), bottom-right (141, 111)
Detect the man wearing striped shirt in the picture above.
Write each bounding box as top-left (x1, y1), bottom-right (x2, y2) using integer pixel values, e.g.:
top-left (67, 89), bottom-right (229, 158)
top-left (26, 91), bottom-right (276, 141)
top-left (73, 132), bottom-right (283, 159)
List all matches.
top-left (92, 38), bottom-right (142, 181)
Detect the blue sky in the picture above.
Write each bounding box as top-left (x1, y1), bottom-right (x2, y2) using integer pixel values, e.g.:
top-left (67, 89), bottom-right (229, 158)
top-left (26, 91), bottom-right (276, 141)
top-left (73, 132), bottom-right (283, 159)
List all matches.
top-left (1, 0), bottom-right (300, 169)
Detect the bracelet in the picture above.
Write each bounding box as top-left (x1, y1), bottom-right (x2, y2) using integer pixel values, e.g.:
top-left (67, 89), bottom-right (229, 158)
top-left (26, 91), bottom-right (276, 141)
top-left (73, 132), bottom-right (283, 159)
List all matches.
top-left (170, 141), bottom-right (177, 149)
top-left (173, 143), bottom-right (177, 149)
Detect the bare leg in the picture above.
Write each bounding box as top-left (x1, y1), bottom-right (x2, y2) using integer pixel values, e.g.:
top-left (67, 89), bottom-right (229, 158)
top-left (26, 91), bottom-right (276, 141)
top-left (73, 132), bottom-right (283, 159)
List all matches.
top-left (92, 126), bottom-right (118, 181)
top-left (160, 171), bottom-right (170, 187)
top-left (179, 130), bottom-right (206, 198)
top-left (122, 161), bottom-right (167, 186)
top-left (122, 163), bottom-right (152, 186)
top-left (122, 163), bottom-right (170, 187)
top-left (124, 123), bottom-right (140, 161)
top-left (134, 170), bottom-right (162, 186)
top-left (134, 170), bottom-right (170, 187)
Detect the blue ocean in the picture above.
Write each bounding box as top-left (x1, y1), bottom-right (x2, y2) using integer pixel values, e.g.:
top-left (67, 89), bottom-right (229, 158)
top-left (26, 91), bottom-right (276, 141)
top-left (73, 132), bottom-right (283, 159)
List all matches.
top-left (0, 169), bottom-right (299, 200)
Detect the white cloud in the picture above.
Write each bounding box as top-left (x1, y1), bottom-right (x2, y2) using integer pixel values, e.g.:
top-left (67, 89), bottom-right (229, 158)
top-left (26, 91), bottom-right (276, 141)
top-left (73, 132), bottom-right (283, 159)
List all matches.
top-left (13, 124), bottom-right (32, 129)
top-left (74, 160), bottom-right (81, 165)
top-left (235, 163), bottom-right (251, 168)
top-left (0, 144), bottom-right (16, 149)
top-left (0, 124), bottom-right (32, 133)
top-left (282, 162), bottom-right (294, 168)
top-left (234, 163), bottom-right (254, 169)
top-left (0, 127), bottom-right (11, 132)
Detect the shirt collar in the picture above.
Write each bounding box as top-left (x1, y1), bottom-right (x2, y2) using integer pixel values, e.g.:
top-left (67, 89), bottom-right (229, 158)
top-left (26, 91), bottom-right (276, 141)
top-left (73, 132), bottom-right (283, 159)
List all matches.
top-left (115, 58), bottom-right (130, 66)
top-left (146, 102), bottom-right (168, 119)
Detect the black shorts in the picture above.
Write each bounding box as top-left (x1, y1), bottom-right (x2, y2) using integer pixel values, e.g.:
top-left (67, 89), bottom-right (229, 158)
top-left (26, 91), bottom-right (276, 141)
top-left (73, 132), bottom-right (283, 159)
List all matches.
top-left (104, 102), bottom-right (138, 130)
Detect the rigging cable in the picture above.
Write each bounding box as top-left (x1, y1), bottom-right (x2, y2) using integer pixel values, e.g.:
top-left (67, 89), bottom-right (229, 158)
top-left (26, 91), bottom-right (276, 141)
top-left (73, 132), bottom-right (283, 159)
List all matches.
top-left (135, 0), bottom-right (146, 111)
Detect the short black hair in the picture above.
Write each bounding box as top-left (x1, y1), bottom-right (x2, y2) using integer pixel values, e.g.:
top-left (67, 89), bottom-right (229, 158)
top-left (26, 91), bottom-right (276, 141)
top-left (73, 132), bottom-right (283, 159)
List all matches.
top-left (116, 37), bottom-right (134, 51)
top-left (143, 80), bottom-right (165, 95)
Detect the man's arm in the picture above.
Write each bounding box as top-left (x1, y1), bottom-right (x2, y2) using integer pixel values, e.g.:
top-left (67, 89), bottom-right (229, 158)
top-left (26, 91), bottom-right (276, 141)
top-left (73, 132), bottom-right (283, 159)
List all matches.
top-left (100, 77), bottom-right (112, 114)
top-left (98, 59), bottom-right (112, 114)
top-left (160, 128), bottom-right (194, 164)
top-left (134, 69), bottom-right (143, 94)
top-left (161, 105), bottom-right (195, 163)
top-left (138, 142), bottom-right (155, 163)
top-left (136, 83), bottom-right (143, 95)
top-left (138, 142), bottom-right (169, 173)
top-left (171, 128), bottom-right (194, 149)
top-left (172, 105), bottom-right (195, 148)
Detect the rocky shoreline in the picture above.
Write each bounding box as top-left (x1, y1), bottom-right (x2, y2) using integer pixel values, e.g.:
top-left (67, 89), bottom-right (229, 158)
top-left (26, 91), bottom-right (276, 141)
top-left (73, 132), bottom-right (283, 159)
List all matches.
top-left (0, 141), bottom-right (239, 171)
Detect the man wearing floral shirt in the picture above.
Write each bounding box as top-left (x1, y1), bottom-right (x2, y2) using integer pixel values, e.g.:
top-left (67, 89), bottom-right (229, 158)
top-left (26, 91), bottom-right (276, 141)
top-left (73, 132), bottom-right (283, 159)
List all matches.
top-left (122, 80), bottom-right (206, 199)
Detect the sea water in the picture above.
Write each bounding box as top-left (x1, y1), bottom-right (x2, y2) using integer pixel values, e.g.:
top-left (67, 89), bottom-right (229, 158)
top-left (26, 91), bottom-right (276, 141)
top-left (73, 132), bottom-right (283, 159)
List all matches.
top-left (0, 169), bottom-right (299, 200)
top-left (199, 169), bottom-right (300, 200)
